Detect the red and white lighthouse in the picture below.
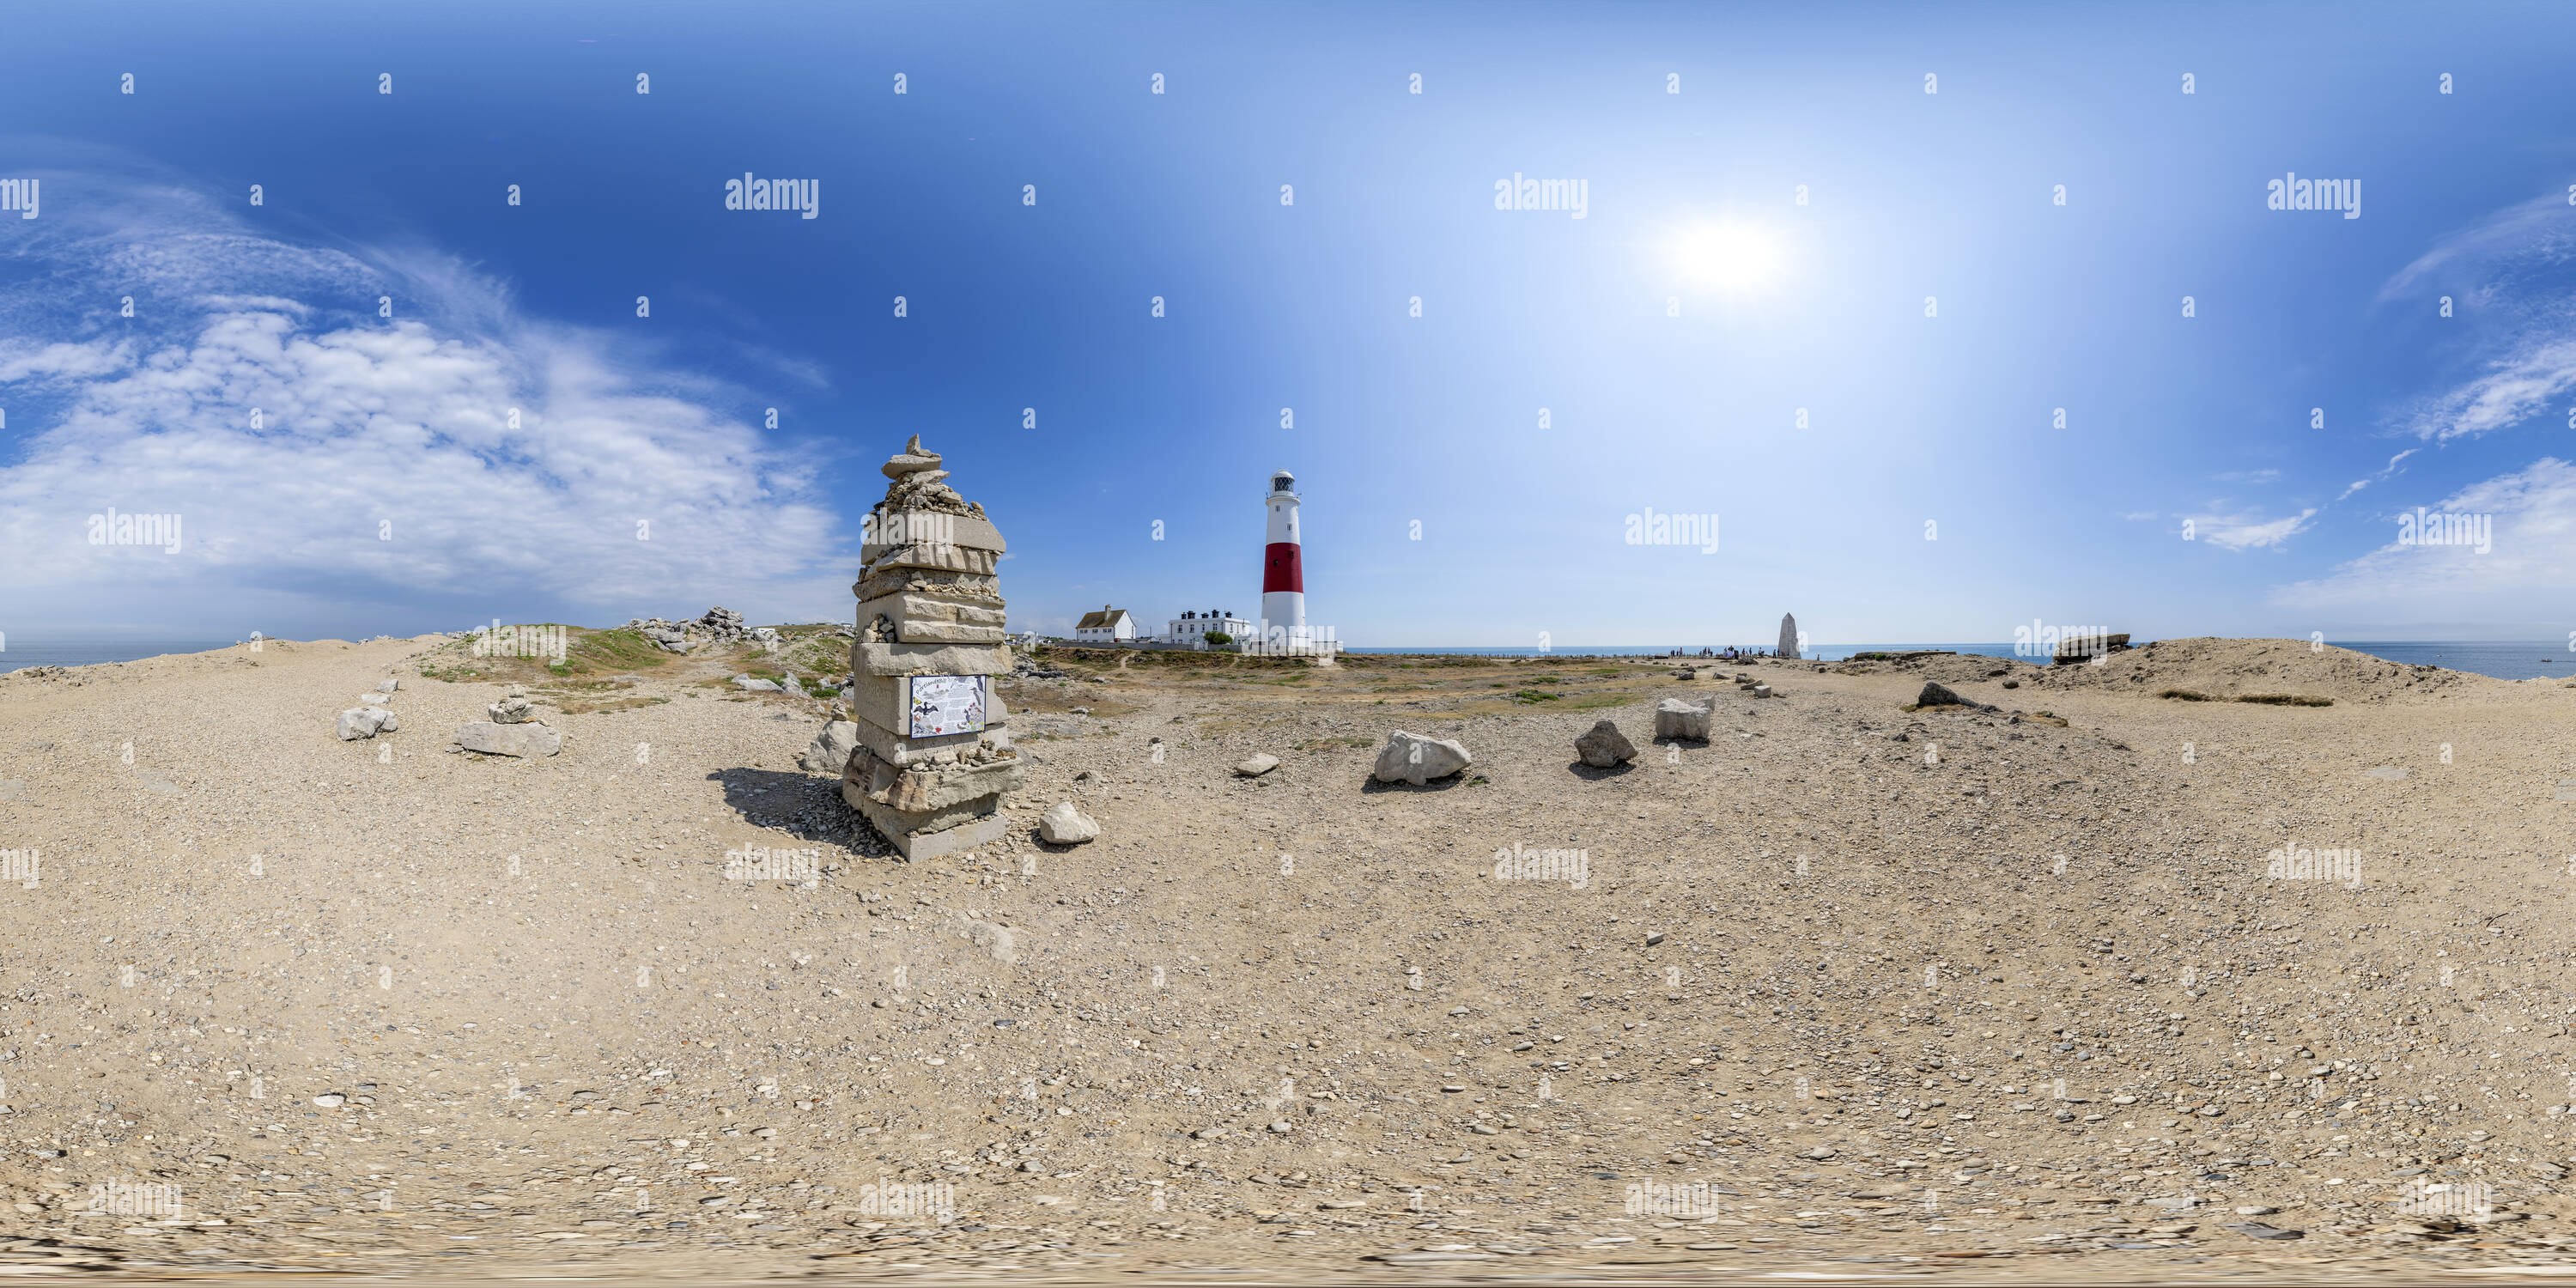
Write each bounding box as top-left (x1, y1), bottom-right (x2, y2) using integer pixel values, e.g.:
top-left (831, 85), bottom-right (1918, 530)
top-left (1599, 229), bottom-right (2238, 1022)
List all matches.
top-left (1261, 468), bottom-right (1305, 639)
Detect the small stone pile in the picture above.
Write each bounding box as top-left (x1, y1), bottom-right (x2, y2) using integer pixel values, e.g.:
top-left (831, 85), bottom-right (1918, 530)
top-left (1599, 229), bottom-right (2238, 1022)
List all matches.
top-left (622, 606), bottom-right (766, 653)
top-left (835, 435), bottom-right (1022, 860)
top-left (453, 683), bottom-right (562, 757)
top-left (336, 677), bottom-right (404, 740)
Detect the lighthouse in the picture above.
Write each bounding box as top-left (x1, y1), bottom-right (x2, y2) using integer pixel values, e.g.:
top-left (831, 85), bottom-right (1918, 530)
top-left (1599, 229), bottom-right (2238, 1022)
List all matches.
top-left (1261, 468), bottom-right (1305, 642)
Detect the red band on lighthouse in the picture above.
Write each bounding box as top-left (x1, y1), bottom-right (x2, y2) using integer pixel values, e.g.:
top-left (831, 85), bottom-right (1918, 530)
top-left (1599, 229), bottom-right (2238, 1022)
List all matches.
top-left (1262, 542), bottom-right (1303, 593)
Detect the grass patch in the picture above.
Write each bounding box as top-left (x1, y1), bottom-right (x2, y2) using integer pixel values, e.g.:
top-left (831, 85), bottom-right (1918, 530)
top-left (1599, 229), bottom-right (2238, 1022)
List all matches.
top-left (2236, 693), bottom-right (2334, 707)
top-left (2158, 688), bottom-right (2213, 702)
top-left (1510, 689), bottom-right (1562, 703)
top-left (1562, 690), bottom-right (1640, 710)
top-left (556, 695), bottom-right (671, 715)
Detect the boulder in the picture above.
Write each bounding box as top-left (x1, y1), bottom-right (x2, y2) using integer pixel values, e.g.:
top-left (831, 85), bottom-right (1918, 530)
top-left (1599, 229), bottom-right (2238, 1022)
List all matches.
top-left (376, 678), bottom-right (401, 693)
top-left (1575, 720), bottom-right (1636, 768)
top-left (1233, 753), bottom-right (1280, 777)
top-left (359, 693), bottom-right (390, 707)
top-left (458, 721), bottom-right (562, 757)
top-left (1917, 681), bottom-right (1967, 708)
top-left (1654, 697), bottom-right (1711, 741)
top-left (732, 674), bottom-right (782, 692)
top-left (1039, 801), bottom-right (1099, 844)
top-left (1373, 732), bottom-right (1471, 785)
top-left (487, 693), bottom-right (535, 724)
top-left (336, 708), bottom-right (392, 740)
top-left (799, 720), bottom-right (860, 775)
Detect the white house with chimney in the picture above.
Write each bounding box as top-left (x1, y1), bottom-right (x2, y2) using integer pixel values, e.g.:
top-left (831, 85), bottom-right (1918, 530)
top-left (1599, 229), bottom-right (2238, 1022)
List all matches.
top-left (1165, 609), bottom-right (1254, 647)
top-left (1073, 605), bottom-right (1136, 644)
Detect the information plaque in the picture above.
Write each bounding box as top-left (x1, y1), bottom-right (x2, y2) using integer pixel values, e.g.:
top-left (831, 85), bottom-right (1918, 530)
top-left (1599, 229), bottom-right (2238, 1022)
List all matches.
top-left (907, 674), bottom-right (988, 738)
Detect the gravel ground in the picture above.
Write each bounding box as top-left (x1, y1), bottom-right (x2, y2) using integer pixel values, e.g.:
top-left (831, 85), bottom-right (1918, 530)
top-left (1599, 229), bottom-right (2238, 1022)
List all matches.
top-left (0, 633), bottom-right (2573, 1280)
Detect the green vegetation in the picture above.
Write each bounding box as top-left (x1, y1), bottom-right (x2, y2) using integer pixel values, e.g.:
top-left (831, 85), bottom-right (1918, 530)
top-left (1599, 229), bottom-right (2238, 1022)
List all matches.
top-left (1204, 630), bottom-right (1233, 647)
top-left (2237, 693), bottom-right (2334, 707)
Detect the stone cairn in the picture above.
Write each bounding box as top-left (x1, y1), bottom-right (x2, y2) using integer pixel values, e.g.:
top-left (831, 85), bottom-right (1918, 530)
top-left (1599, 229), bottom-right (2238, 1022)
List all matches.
top-left (623, 606), bottom-right (768, 654)
top-left (837, 436), bottom-right (1023, 860)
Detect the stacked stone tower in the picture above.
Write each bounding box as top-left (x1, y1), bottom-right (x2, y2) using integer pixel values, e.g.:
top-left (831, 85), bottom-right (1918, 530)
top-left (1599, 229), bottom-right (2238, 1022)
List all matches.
top-left (838, 436), bottom-right (1023, 859)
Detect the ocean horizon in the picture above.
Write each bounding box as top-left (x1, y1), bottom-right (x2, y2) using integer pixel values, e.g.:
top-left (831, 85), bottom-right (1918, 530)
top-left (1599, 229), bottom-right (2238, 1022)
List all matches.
top-left (7, 636), bottom-right (2567, 683)
top-left (1344, 641), bottom-right (2572, 681)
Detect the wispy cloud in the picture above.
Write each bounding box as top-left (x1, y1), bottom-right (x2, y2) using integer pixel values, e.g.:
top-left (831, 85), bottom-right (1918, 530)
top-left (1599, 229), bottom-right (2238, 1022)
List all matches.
top-left (2381, 191), bottom-right (2576, 441)
top-left (2276, 458), bottom-right (2576, 619)
top-left (0, 177), bottom-right (848, 632)
top-left (2335, 447), bottom-right (2419, 501)
top-left (2194, 507), bottom-right (2318, 551)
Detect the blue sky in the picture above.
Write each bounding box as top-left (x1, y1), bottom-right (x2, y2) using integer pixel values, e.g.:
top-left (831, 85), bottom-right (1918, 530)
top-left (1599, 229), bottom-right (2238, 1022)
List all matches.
top-left (4, 1), bottom-right (2574, 646)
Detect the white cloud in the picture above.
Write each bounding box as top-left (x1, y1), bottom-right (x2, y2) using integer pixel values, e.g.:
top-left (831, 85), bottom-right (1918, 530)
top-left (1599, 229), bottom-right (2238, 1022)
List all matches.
top-left (2194, 507), bottom-right (2317, 551)
top-left (2381, 191), bottom-right (2576, 441)
top-left (2334, 447), bottom-right (2419, 501)
top-left (0, 181), bottom-right (849, 633)
top-left (2275, 458), bottom-right (2576, 619)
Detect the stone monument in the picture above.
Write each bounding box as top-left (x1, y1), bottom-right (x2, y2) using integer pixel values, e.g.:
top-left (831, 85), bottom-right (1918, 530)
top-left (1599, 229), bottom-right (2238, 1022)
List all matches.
top-left (838, 436), bottom-right (1024, 859)
top-left (1777, 612), bottom-right (1800, 659)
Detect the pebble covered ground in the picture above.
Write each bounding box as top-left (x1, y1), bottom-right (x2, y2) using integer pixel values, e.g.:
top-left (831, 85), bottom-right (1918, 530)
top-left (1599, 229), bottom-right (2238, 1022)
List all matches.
top-left (1, 630), bottom-right (2573, 1281)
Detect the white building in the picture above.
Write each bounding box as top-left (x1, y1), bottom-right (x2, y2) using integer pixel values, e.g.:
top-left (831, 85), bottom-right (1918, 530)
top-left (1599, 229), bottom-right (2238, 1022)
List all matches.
top-left (1166, 610), bottom-right (1254, 647)
top-left (1073, 605), bottom-right (1136, 644)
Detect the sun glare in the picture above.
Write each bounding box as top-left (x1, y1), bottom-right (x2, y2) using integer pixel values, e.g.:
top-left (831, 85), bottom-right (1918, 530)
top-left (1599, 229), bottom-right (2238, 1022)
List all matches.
top-left (1670, 224), bottom-right (1783, 289)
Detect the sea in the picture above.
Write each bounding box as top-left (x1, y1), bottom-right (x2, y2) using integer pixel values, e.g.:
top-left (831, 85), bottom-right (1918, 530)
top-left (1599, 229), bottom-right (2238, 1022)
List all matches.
top-left (0, 639), bottom-right (238, 674)
top-left (1344, 641), bottom-right (2572, 682)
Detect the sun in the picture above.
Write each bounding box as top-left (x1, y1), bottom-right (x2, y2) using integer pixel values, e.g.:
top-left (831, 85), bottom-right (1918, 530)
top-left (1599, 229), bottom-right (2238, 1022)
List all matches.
top-left (1669, 224), bottom-right (1783, 289)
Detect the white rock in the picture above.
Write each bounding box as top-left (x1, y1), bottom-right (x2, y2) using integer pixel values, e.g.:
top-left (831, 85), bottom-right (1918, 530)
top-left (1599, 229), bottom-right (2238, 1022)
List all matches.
top-left (359, 693), bottom-right (390, 707)
top-left (799, 720), bottom-right (860, 775)
top-left (336, 708), bottom-right (390, 740)
top-left (1040, 801), bottom-right (1099, 844)
top-left (376, 678), bottom-right (401, 693)
top-left (1654, 697), bottom-right (1711, 741)
top-left (488, 694), bottom-right (536, 724)
top-left (732, 674), bottom-right (782, 692)
top-left (1233, 753), bottom-right (1280, 777)
top-left (1373, 732), bottom-right (1471, 785)
top-left (313, 1093), bottom-right (346, 1108)
top-left (457, 721), bottom-right (562, 757)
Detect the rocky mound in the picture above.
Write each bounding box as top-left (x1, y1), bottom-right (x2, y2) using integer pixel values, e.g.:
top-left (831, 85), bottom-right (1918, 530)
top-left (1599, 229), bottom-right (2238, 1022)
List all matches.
top-left (1840, 638), bottom-right (2500, 707)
